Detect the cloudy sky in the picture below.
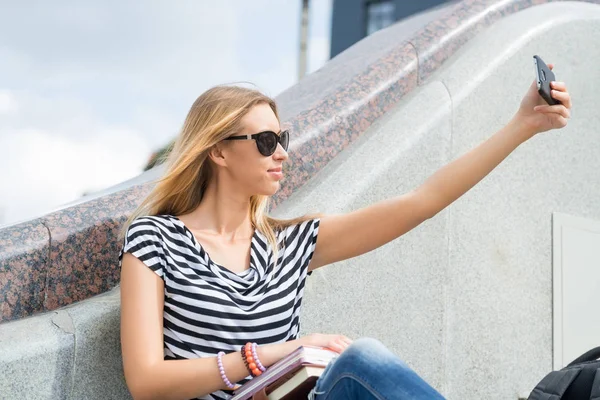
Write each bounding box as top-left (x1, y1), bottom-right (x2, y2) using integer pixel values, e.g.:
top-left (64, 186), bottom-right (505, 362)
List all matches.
top-left (0, 0), bottom-right (333, 227)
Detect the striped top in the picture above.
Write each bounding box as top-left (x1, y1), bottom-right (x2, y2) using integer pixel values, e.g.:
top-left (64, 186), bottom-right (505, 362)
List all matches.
top-left (118, 214), bottom-right (320, 400)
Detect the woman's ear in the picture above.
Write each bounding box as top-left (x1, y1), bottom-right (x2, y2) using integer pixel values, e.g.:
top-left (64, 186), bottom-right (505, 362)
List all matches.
top-left (207, 143), bottom-right (228, 168)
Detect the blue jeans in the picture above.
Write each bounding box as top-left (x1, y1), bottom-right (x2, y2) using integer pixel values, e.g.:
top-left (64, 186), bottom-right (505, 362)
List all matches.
top-left (309, 338), bottom-right (445, 400)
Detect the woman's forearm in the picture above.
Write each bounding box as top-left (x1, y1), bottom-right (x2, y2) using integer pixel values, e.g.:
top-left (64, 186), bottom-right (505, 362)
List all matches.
top-left (129, 339), bottom-right (303, 400)
top-left (419, 118), bottom-right (534, 216)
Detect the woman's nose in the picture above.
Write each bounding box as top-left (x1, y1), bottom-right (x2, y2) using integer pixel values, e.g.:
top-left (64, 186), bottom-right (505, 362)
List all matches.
top-left (273, 143), bottom-right (288, 161)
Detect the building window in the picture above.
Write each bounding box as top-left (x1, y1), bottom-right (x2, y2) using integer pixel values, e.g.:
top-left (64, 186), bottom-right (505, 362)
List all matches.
top-left (366, 1), bottom-right (395, 36)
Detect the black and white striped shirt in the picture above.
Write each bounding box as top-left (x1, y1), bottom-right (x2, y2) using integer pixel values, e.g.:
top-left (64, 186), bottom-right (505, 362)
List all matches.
top-left (119, 214), bottom-right (320, 400)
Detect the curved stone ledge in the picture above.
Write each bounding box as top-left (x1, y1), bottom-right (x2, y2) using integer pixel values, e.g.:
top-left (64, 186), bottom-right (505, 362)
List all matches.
top-left (41, 184), bottom-right (153, 312)
top-left (0, 221), bottom-right (49, 321)
top-left (0, 184), bottom-right (152, 321)
top-left (2, 0), bottom-right (599, 323)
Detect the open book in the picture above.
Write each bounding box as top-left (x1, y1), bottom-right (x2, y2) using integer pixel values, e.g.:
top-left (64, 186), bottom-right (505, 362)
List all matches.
top-left (231, 346), bottom-right (337, 400)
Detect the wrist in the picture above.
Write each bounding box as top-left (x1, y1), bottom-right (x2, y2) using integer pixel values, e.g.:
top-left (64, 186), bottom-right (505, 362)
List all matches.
top-left (509, 114), bottom-right (539, 142)
top-left (256, 339), bottom-right (302, 368)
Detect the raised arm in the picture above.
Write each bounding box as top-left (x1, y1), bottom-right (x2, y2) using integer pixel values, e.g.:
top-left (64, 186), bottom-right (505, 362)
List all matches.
top-left (309, 77), bottom-right (571, 270)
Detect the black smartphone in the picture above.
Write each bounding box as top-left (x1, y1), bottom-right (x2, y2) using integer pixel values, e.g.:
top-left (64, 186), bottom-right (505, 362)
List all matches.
top-left (533, 55), bottom-right (560, 105)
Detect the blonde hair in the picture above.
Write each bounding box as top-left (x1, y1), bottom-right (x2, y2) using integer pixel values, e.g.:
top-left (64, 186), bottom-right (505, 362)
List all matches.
top-left (120, 84), bottom-right (314, 260)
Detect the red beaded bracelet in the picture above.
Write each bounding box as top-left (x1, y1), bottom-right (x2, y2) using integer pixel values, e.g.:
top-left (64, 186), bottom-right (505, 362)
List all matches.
top-left (243, 342), bottom-right (263, 377)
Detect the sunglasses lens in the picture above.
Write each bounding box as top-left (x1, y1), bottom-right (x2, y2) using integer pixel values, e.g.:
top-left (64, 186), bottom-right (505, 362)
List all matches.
top-left (257, 132), bottom-right (277, 156)
top-left (280, 130), bottom-right (289, 151)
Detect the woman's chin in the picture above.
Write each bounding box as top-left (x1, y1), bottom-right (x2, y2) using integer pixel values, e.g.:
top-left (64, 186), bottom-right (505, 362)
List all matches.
top-left (261, 181), bottom-right (281, 196)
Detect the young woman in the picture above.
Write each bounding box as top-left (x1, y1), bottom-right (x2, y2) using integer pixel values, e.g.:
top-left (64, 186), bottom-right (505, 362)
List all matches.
top-left (119, 65), bottom-right (571, 399)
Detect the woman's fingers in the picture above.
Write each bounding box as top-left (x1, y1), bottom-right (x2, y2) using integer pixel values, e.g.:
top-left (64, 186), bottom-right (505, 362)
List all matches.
top-left (309, 333), bottom-right (354, 353)
top-left (533, 107), bottom-right (569, 128)
top-left (335, 337), bottom-right (351, 350)
top-left (551, 89), bottom-right (570, 103)
top-left (547, 115), bottom-right (569, 128)
top-left (550, 88), bottom-right (572, 109)
top-left (549, 82), bottom-right (572, 108)
top-left (534, 104), bottom-right (571, 119)
top-left (326, 342), bottom-right (344, 353)
top-left (327, 336), bottom-right (353, 353)
top-left (556, 115), bottom-right (568, 127)
top-left (339, 336), bottom-right (353, 346)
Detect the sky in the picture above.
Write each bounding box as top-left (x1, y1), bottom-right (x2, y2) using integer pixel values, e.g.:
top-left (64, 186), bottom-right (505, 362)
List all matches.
top-left (0, 0), bottom-right (333, 227)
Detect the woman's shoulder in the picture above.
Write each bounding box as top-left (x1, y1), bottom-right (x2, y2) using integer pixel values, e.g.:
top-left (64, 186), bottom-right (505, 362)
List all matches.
top-left (120, 215), bottom-right (177, 273)
top-left (281, 216), bottom-right (320, 230)
top-left (277, 217), bottom-right (320, 241)
top-left (131, 214), bottom-right (176, 224)
top-left (125, 214), bottom-right (182, 240)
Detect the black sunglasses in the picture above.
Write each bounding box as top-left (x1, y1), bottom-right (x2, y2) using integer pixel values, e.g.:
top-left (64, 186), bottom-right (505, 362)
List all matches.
top-left (224, 130), bottom-right (289, 156)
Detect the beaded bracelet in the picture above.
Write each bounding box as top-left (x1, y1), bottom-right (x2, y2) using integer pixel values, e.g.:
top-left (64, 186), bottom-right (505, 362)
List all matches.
top-left (243, 342), bottom-right (263, 377)
top-left (240, 345), bottom-right (251, 372)
top-left (217, 351), bottom-right (237, 390)
top-left (251, 342), bottom-right (266, 373)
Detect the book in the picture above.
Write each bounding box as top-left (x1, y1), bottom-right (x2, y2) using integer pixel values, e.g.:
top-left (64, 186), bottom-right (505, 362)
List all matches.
top-left (231, 346), bottom-right (337, 400)
top-left (267, 366), bottom-right (325, 400)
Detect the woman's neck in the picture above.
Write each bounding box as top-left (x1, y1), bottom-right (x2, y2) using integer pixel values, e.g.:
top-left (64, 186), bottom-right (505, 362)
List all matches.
top-left (184, 181), bottom-right (253, 241)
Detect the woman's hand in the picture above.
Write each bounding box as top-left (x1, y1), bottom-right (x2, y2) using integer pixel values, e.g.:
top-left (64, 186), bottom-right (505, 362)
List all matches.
top-left (514, 63), bottom-right (572, 138)
top-left (300, 333), bottom-right (353, 354)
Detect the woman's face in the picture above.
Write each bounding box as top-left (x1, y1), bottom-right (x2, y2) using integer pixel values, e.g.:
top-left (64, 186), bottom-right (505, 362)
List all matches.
top-left (219, 103), bottom-right (289, 196)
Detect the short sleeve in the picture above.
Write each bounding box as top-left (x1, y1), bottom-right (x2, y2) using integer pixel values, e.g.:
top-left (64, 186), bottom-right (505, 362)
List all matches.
top-left (118, 217), bottom-right (167, 279)
top-left (303, 218), bottom-right (320, 267)
top-left (281, 218), bottom-right (320, 273)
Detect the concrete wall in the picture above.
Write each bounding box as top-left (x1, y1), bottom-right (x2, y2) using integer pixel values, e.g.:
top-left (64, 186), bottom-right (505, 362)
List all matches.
top-left (1, 1), bottom-right (600, 399)
top-left (0, 288), bottom-right (130, 399)
top-left (437, 3), bottom-right (600, 397)
top-left (282, 2), bottom-right (600, 398)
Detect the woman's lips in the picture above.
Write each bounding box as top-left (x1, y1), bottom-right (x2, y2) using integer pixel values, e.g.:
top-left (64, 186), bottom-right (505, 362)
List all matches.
top-left (268, 167), bottom-right (283, 180)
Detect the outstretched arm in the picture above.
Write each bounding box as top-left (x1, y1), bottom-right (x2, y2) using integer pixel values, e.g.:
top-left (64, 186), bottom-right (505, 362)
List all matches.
top-left (309, 74), bottom-right (571, 271)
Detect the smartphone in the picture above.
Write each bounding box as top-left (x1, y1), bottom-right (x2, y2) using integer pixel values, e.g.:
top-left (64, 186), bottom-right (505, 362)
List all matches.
top-left (533, 55), bottom-right (560, 105)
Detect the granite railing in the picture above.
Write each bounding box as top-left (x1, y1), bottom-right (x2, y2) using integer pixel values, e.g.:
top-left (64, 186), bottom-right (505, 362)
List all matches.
top-left (2, 0), bottom-right (598, 323)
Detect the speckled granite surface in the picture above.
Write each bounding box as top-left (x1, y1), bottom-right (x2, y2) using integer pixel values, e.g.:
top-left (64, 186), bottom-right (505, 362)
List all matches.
top-left (41, 184), bottom-right (153, 311)
top-left (1, 184), bottom-right (153, 321)
top-left (2, 0), bottom-right (599, 323)
top-left (0, 221), bottom-right (49, 321)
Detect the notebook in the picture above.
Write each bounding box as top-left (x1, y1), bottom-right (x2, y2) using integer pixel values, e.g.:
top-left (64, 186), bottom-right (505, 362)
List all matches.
top-left (231, 346), bottom-right (337, 400)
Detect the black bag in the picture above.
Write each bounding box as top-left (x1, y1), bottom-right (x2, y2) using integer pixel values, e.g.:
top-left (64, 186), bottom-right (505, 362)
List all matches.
top-left (528, 347), bottom-right (600, 399)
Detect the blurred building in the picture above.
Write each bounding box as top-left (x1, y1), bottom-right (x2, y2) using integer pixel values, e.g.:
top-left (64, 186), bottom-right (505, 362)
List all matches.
top-left (330, 0), bottom-right (454, 58)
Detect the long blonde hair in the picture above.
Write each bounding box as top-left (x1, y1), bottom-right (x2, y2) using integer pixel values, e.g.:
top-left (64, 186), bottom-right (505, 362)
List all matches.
top-left (120, 84), bottom-right (313, 259)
